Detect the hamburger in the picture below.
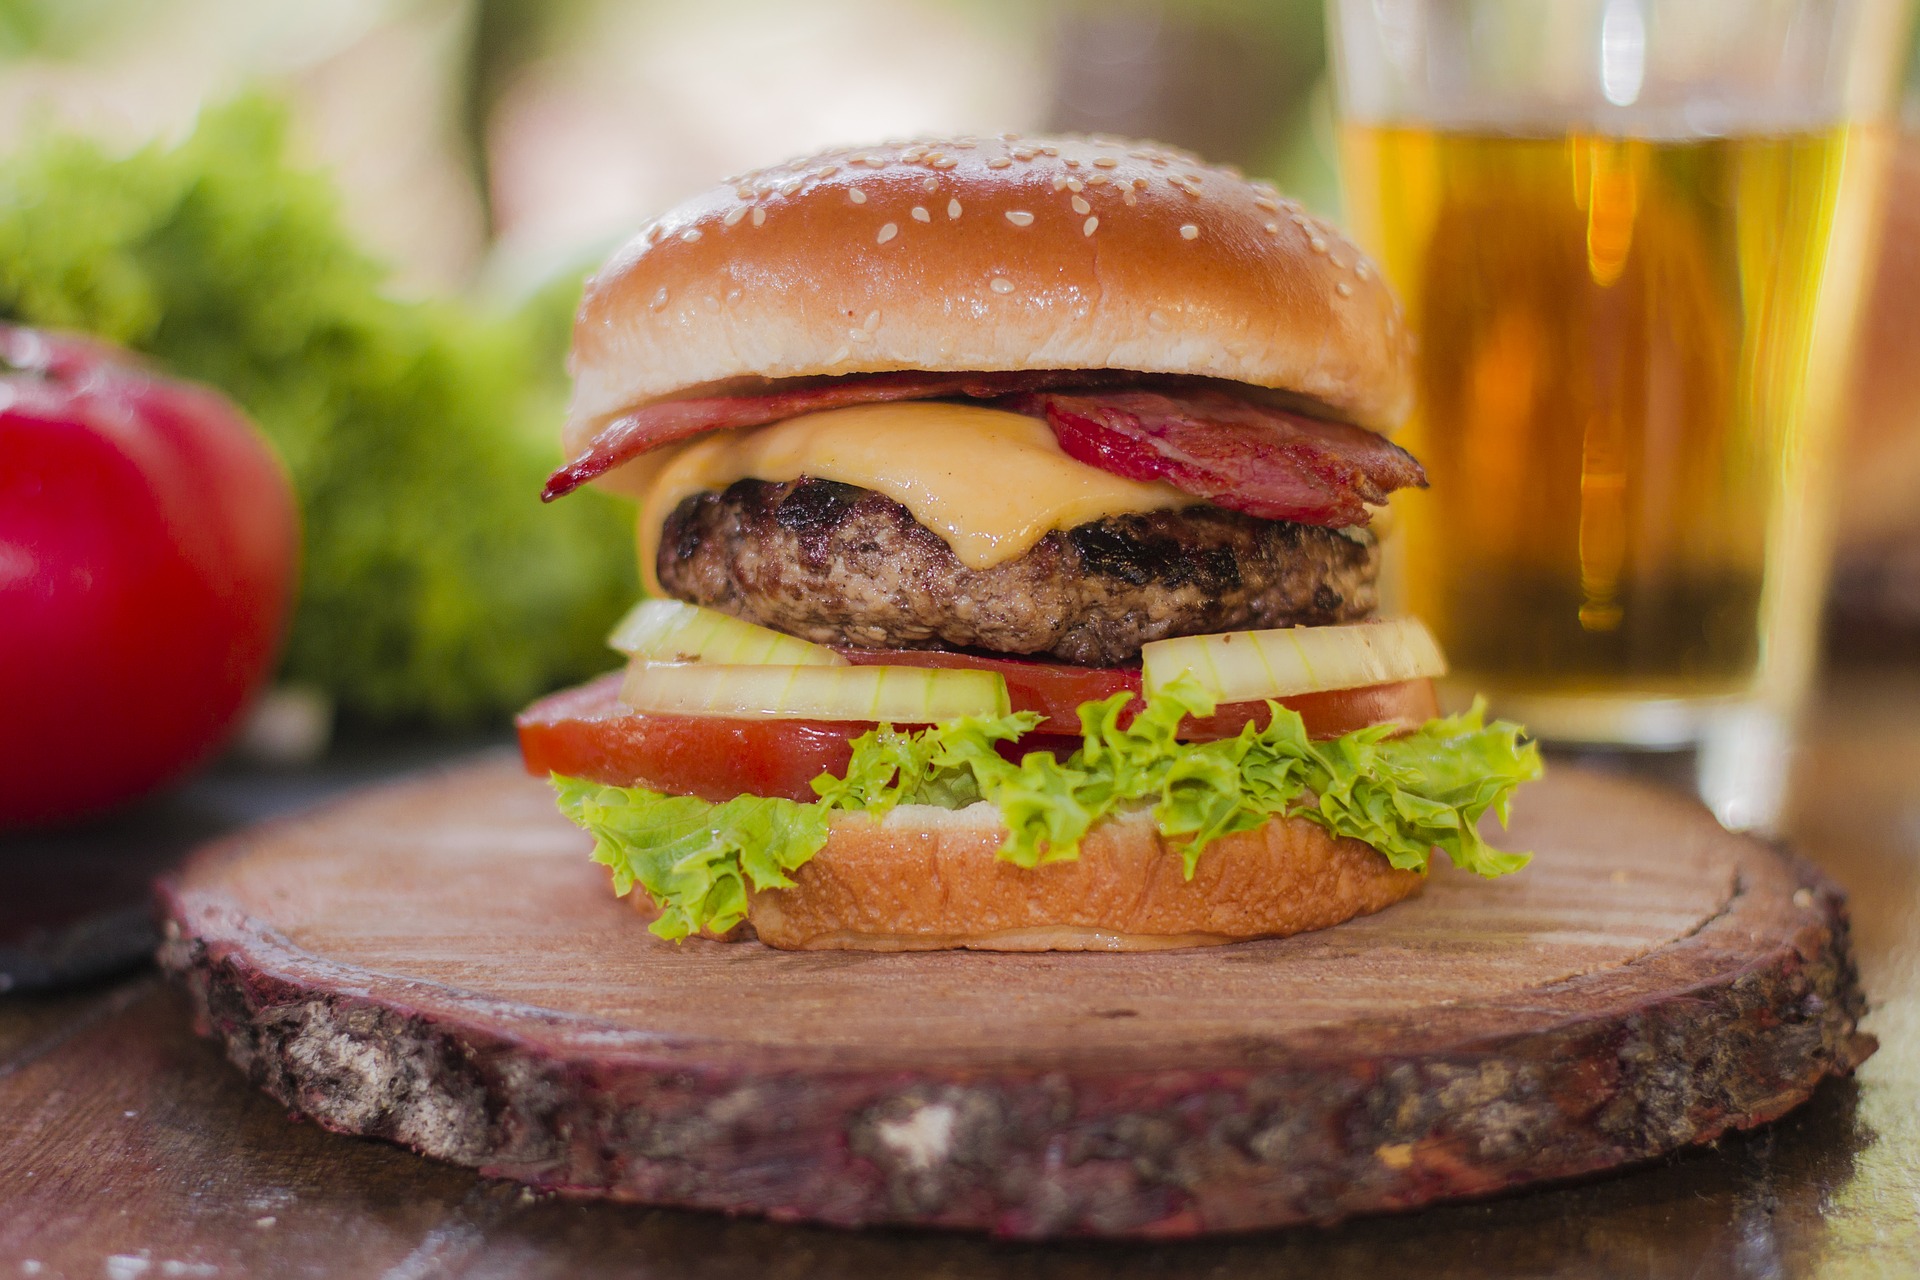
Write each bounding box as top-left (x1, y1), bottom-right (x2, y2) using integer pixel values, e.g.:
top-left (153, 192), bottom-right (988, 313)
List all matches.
top-left (518, 134), bottom-right (1540, 951)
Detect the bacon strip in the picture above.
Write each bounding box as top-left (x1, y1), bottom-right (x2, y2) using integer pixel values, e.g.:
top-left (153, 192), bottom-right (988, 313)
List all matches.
top-left (1007, 389), bottom-right (1426, 527)
top-left (543, 370), bottom-right (1130, 501)
top-left (546, 371), bottom-right (1425, 528)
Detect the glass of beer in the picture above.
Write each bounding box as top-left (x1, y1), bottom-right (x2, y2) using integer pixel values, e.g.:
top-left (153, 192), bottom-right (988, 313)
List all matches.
top-left (1329, 0), bottom-right (1909, 827)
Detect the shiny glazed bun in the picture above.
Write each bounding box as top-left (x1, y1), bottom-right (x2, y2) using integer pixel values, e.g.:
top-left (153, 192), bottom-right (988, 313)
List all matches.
top-left (641, 803), bottom-right (1424, 951)
top-left (566, 134), bottom-right (1413, 456)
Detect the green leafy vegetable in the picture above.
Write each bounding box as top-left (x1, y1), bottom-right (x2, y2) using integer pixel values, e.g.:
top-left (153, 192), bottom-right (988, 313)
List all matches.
top-left (556, 777), bottom-right (829, 941)
top-left (553, 682), bottom-right (1542, 941)
top-left (809, 711), bottom-right (1038, 813)
top-left (0, 95), bottom-right (631, 727)
top-left (937, 676), bottom-right (1541, 877)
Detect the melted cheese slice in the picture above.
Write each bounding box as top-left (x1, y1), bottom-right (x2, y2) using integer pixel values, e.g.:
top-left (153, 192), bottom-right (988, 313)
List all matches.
top-left (638, 402), bottom-right (1193, 593)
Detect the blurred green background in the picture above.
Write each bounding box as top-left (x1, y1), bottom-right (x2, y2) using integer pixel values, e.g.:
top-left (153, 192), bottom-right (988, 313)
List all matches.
top-left (1, 0), bottom-right (1915, 740)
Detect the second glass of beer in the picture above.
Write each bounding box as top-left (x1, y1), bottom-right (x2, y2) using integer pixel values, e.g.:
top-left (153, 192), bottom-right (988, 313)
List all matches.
top-left (1329, 0), bottom-right (1908, 826)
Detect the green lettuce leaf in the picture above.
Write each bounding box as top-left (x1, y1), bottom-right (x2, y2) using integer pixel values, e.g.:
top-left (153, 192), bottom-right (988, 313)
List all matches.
top-left (0, 96), bottom-right (633, 728)
top-left (552, 680), bottom-right (1543, 940)
top-left (554, 777), bottom-right (829, 941)
top-left (810, 711), bottom-right (1038, 813)
top-left (1330, 703), bottom-right (1542, 877)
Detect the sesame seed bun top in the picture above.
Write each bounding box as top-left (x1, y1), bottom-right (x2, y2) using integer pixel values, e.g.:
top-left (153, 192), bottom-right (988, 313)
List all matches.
top-left (565, 134), bottom-right (1414, 456)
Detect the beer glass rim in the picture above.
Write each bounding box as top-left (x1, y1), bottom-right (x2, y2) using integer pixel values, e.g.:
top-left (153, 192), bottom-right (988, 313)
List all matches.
top-left (1328, 0), bottom-right (1913, 137)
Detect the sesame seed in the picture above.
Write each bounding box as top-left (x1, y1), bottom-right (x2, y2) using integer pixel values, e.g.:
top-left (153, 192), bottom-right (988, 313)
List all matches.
top-left (948, 199), bottom-right (962, 218)
top-left (1051, 175), bottom-right (1069, 192)
top-left (1148, 308), bottom-right (1170, 329)
top-left (1064, 157), bottom-right (1080, 168)
top-left (1336, 281), bottom-right (1354, 297)
top-left (830, 345), bottom-right (851, 363)
top-left (817, 164), bottom-right (839, 178)
top-left (735, 186), bottom-right (754, 200)
top-left (922, 176), bottom-right (939, 192)
top-left (931, 157), bottom-right (957, 170)
top-left (778, 180), bottom-right (802, 196)
top-left (1254, 196), bottom-right (1279, 212)
top-left (680, 229), bottom-right (703, 242)
top-left (864, 309), bottom-right (881, 330)
top-left (1040, 145), bottom-right (1059, 156)
top-left (1179, 224), bottom-right (1199, 240)
top-left (877, 223), bottom-right (898, 244)
top-left (849, 188), bottom-right (867, 204)
top-left (703, 294), bottom-right (720, 312)
top-left (1309, 236), bottom-right (1328, 253)
top-left (723, 206), bottom-right (747, 227)
top-left (1006, 211), bottom-right (1035, 227)
top-left (1132, 176), bottom-right (1149, 190)
top-left (1067, 178), bottom-right (1084, 193)
top-left (1355, 261), bottom-right (1371, 280)
top-left (1330, 254), bottom-right (1345, 269)
top-left (1086, 174), bottom-right (1108, 186)
top-left (1093, 156), bottom-right (1118, 168)
top-left (990, 276), bottom-right (1014, 294)
top-left (848, 327), bottom-right (871, 343)
top-left (988, 157), bottom-right (1012, 169)
top-left (1122, 191), bottom-right (1138, 206)
top-left (650, 287), bottom-right (668, 310)
top-left (911, 206), bottom-right (931, 222)
top-left (727, 287), bottom-right (743, 303)
top-left (1012, 149), bottom-right (1036, 161)
top-left (1083, 215), bottom-right (1099, 236)
top-left (1290, 213), bottom-right (1311, 226)
top-left (751, 207), bottom-right (766, 226)
top-left (1071, 195), bottom-right (1091, 215)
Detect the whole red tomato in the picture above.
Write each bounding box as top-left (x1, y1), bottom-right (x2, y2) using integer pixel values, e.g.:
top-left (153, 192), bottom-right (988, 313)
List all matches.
top-left (0, 325), bottom-right (299, 828)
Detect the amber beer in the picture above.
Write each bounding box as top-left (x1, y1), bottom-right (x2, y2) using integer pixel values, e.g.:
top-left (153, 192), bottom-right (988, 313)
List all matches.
top-left (1341, 125), bottom-right (1883, 740)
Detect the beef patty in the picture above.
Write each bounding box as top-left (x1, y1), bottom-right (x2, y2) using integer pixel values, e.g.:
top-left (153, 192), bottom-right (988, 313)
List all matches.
top-left (656, 478), bottom-right (1380, 665)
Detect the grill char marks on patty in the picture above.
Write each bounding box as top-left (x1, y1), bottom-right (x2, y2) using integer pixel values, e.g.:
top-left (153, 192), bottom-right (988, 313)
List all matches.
top-left (657, 478), bottom-right (1380, 665)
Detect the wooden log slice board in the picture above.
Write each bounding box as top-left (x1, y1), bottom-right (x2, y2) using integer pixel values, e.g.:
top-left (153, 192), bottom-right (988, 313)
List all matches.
top-left (156, 755), bottom-right (1873, 1239)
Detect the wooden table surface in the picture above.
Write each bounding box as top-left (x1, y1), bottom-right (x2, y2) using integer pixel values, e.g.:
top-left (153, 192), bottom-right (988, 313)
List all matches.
top-left (3, 674), bottom-right (1917, 1278)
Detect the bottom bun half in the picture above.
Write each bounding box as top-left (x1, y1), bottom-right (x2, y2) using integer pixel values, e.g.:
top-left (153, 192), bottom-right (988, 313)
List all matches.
top-left (630, 803), bottom-right (1423, 951)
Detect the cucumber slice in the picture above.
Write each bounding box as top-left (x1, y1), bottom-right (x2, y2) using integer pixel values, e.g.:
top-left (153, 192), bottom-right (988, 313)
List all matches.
top-left (607, 600), bottom-right (846, 666)
top-left (620, 661), bottom-right (1011, 722)
top-left (1141, 618), bottom-right (1448, 702)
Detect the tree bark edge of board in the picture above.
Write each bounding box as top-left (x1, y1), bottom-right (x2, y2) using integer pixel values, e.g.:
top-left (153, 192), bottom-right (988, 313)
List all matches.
top-left (154, 851), bottom-right (1873, 1240)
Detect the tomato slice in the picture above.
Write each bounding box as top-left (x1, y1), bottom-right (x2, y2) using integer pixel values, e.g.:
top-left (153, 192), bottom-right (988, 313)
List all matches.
top-left (1185, 679), bottom-right (1440, 740)
top-left (518, 672), bottom-right (859, 802)
top-left (518, 661), bottom-right (1440, 799)
top-left (839, 649), bottom-right (1438, 739)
